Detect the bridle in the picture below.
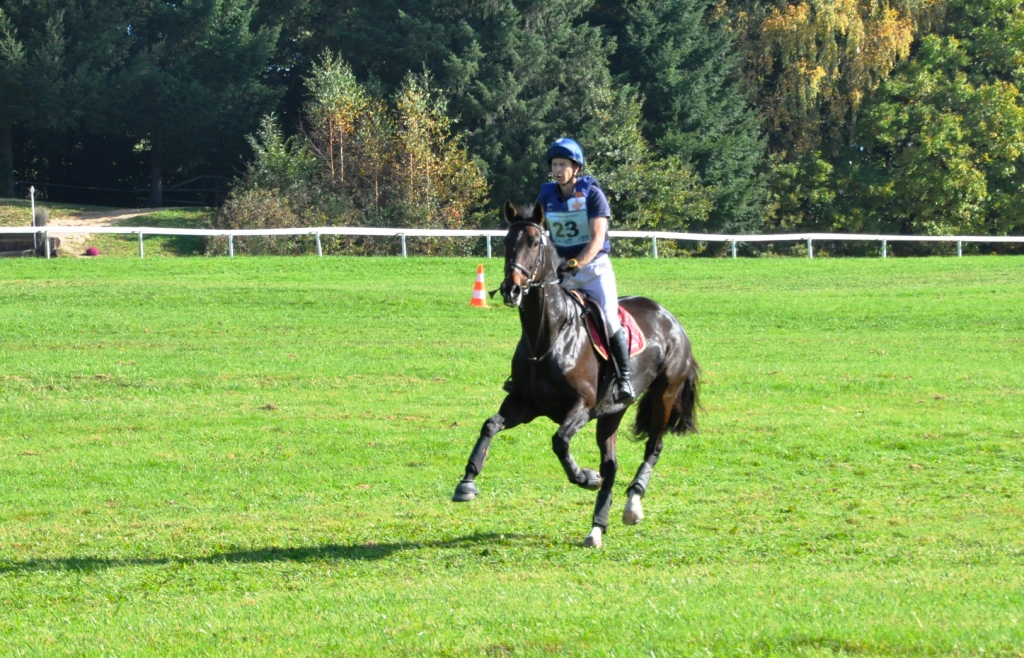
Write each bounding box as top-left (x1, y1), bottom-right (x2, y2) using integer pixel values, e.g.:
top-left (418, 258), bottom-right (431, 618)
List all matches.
top-left (503, 220), bottom-right (551, 293)
top-left (502, 220), bottom-right (562, 365)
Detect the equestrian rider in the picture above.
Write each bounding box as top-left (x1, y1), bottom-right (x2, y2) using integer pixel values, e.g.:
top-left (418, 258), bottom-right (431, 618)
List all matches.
top-left (538, 138), bottom-right (635, 403)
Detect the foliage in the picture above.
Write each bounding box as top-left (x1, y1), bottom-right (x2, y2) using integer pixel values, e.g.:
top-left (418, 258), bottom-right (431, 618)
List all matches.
top-left (850, 3), bottom-right (1024, 236)
top-left (593, 0), bottom-right (768, 232)
top-left (0, 2), bottom-right (84, 196)
top-left (103, 0), bottom-right (282, 206)
top-left (737, 0), bottom-right (933, 154)
top-left (2, 256), bottom-right (1024, 652)
top-left (581, 86), bottom-right (712, 255)
top-left (220, 54), bottom-right (488, 254)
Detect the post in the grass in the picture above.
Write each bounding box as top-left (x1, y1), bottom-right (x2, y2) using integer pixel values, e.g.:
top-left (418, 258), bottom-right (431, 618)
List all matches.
top-left (316, 232), bottom-right (322, 257)
top-left (228, 235), bottom-right (234, 257)
top-left (30, 186), bottom-right (37, 253)
top-left (652, 236), bottom-right (658, 258)
top-left (958, 240), bottom-right (962, 257)
top-left (731, 240), bottom-right (737, 259)
top-left (882, 240), bottom-right (887, 258)
top-left (486, 235), bottom-right (492, 259)
top-left (807, 238), bottom-right (814, 259)
top-left (401, 234), bottom-right (407, 257)
top-left (45, 230), bottom-right (50, 259)
top-left (139, 232), bottom-right (144, 258)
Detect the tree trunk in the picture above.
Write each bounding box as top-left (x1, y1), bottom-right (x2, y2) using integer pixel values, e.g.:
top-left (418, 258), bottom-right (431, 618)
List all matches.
top-left (1, 122), bottom-right (14, 198)
top-left (150, 140), bottom-right (163, 208)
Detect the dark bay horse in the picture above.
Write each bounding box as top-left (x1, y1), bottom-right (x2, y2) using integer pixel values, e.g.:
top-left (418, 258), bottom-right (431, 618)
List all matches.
top-left (452, 202), bottom-right (700, 547)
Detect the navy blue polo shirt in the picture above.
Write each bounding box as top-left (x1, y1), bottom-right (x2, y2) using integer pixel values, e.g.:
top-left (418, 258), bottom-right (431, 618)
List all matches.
top-left (537, 175), bottom-right (612, 259)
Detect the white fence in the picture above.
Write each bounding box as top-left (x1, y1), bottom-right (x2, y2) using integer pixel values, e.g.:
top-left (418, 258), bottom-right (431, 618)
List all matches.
top-left (4, 225), bottom-right (1024, 259)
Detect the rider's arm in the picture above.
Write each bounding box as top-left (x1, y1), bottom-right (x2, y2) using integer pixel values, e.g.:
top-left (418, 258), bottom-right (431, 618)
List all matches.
top-left (572, 216), bottom-right (608, 267)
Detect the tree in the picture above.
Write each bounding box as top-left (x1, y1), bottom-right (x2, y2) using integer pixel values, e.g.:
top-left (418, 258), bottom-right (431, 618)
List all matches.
top-left (591, 0), bottom-right (768, 232)
top-left (580, 85), bottom-right (711, 242)
top-left (0, 3), bottom-right (76, 197)
top-left (853, 22), bottom-right (1024, 235)
top-left (737, 0), bottom-right (932, 154)
top-left (299, 0), bottom-right (616, 206)
top-left (391, 73), bottom-right (487, 229)
top-left (106, 0), bottom-right (281, 206)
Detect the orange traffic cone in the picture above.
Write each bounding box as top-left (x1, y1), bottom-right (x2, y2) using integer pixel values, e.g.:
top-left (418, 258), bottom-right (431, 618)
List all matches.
top-left (471, 264), bottom-right (489, 308)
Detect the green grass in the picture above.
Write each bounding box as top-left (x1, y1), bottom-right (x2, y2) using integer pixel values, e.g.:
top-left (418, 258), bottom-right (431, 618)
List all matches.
top-left (0, 200), bottom-right (116, 227)
top-left (84, 208), bottom-right (213, 258)
top-left (1, 256), bottom-right (1022, 656)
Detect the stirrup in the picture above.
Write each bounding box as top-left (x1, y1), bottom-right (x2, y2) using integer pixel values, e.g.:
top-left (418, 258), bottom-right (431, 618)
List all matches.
top-left (614, 377), bottom-right (635, 403)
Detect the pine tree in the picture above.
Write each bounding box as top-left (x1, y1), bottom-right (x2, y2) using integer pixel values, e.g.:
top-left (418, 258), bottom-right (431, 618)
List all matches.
top-left (0, 3), bottom-right (73, 197)
top-left (105, 0), bottom-right (281, 206)
top-left (595, 0), bottom-right (769, 232)
top-left (308, 0), bottom-right (617, 207)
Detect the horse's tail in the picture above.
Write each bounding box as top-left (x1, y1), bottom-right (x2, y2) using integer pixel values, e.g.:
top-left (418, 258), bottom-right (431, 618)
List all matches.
top-left (633, 360), bottom-right (700, 441)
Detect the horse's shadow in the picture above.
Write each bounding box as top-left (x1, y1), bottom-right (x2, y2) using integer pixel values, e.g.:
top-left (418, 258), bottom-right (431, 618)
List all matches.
top-left (0, 531), bottom-right (523, 575)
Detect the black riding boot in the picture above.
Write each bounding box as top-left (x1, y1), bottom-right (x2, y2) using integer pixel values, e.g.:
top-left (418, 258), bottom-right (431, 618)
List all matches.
top-left (609, 329), bottom-right (635, 403)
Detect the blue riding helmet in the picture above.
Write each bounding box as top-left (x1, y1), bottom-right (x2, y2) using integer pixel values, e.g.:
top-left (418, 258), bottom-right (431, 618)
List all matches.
top-left (546, 138), bottom-right (585, 170)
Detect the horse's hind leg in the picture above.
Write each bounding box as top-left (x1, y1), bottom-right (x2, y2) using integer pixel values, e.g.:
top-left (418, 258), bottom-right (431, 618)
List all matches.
top-left (584, 410), bottom-right (625, 548)
top-left (623, 383), bottom-right (676, 525)
top-left (453, 395), bottom-right (537, 502)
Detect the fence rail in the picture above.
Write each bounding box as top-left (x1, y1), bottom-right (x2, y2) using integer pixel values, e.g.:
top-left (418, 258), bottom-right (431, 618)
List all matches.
top-left (4, 225), bottom-right (1024, 259)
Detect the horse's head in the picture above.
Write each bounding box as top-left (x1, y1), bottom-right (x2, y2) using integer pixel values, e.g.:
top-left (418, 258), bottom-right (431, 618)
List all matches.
top-left (500, 201), bottom-right (553, 308)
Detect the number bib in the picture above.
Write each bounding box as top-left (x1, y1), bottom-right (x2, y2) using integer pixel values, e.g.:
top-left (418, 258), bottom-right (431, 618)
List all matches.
top-left (547, 209), bottom-right (591, 248)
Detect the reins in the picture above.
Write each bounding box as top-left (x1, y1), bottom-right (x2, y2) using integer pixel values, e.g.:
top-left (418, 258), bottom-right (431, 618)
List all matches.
top-left (503, 221), bottom-right (561, 363)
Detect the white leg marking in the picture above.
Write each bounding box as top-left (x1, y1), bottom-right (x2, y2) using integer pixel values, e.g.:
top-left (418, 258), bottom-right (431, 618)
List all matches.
top-left (583, 526), bottom-right (603, 548)
top-left (623, 493), bottom-right (644, 525)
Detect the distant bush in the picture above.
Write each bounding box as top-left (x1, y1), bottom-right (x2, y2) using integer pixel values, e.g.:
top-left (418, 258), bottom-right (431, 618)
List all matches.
top-left (213, 52), bottom-right (488, 256)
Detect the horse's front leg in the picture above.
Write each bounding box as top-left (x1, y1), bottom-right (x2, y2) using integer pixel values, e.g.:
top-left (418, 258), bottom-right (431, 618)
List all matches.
top-left (583, 410), bottom-right (625, 549)
top-left (452, 395), bottom-right (537, 502)
top-left (551, 400), bottom-right (601, 491)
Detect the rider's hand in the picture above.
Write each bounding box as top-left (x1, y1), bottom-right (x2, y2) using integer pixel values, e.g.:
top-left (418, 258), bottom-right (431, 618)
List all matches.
top-left (558, 258), bottom-right (580, 277)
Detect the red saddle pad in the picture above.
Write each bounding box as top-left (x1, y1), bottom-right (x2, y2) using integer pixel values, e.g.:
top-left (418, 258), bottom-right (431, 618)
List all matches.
top-left (585, 306), bottom-right (646, 361)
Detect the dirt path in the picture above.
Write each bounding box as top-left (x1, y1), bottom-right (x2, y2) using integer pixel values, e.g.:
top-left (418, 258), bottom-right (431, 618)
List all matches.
top-left (49, 208), bottom-right (185, 256)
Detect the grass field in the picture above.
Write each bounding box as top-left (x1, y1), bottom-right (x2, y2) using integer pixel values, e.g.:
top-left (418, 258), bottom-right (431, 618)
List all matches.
top-left (1, 255), bottom-right (1023, 656)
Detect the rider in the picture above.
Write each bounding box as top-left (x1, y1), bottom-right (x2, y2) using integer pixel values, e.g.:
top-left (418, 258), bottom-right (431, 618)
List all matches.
top-left (538, 138), bottom-right (634, 402)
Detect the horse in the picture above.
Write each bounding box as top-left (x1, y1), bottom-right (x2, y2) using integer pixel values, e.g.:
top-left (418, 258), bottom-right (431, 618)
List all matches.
top-left (451, 201), bottom-right (700, 547)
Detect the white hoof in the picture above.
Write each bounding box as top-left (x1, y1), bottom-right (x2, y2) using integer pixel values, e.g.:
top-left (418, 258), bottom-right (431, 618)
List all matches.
top-left (583, 526), bottom-right (603, 548)
top-left (623, 493), bottom-right (644, 525)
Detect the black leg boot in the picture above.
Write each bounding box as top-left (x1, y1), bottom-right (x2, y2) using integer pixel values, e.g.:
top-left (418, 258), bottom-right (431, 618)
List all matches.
top-left (609, 329), bottom-right (635, 403)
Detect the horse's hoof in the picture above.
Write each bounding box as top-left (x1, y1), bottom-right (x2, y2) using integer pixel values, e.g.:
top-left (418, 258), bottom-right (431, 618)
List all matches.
top-left (452, 480), bottom-right (478, 502)
top-left (623, 493), bottom-right (644, 525)
top-left (581, 468), bottom-right (603, 491)
top-left (583, 527), bottom-right (603, 548)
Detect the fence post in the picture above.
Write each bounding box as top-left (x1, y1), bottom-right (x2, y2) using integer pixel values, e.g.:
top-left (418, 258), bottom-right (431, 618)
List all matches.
top-left (316, 232), bottom-right (322, 257)
top-left (957, 240), bottom-right (962, 257)
top-left (400, 233), bottom-right (407, 257)
top-left (138, 232), bottom-right (144, 258)
top-left (882, 240), bottom-right (887, 259)
top-left (45, 230), bottom-right (50, 259)
top-left (486, 235), bottom-right (492, 259)
top-left (652, 236), bottom-right (658, 258)
top-left (731, 240), bottom-right (737, 259)
top-left (807, 238), bottom-right (813, 259)
top-left (228, 235), bottom-right (234, 258)
top-left (30, 186), bottom-right (37, 253)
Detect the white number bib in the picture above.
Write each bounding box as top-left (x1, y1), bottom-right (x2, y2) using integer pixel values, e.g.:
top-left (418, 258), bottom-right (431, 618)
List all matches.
top-left (547, 209), bottom-right (591, 247)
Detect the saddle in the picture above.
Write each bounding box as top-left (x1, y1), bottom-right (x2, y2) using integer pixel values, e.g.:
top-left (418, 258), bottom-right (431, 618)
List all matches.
top-left (565, 290), bottom-right (646, 361)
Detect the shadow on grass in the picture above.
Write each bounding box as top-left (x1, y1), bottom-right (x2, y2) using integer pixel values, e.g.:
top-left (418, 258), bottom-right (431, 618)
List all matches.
top-left (0, 531), bottom-right (528, 574)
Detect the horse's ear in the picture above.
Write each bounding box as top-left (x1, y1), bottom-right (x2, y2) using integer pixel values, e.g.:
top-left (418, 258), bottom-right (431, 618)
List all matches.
top-left (503, 200), bottom-right (518, 224)
top-left (530, 202), bottom-right (546, 228)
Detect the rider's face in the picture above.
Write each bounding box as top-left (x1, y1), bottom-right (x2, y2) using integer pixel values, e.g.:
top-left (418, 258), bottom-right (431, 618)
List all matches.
top-left (550, 158), bottom-right (579, 186)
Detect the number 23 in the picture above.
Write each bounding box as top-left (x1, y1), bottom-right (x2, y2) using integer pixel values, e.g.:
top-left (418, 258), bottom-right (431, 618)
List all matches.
top-left (553, 221), bottom-right (580, 239)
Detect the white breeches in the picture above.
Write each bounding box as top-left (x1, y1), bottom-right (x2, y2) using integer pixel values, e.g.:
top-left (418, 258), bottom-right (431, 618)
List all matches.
top-left (562, 254), bottom-right (622, 335)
